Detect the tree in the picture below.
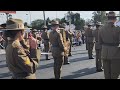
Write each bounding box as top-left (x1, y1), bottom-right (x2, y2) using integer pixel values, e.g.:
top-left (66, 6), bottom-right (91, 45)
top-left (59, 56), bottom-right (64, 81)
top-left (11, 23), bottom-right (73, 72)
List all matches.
top-left (74, 13), bottom-right (81, 30)
top-left (92, 11), bottom-right (107, 24)
top-left (31, 19), bottom-right (44, 30)
top-left (79, 18), bottom-right (85, 30)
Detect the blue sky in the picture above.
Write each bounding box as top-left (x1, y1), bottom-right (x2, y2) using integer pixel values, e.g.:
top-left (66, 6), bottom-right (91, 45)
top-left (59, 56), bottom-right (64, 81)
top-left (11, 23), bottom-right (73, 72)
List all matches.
top-left (0, 11), bottom-right (119, 24)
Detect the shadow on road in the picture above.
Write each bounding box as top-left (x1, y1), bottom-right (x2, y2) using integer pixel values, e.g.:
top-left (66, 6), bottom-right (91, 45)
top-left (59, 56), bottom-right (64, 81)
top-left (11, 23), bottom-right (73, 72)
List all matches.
top-left (37, 62), bottom-right (54, 70)
top-left (70, 56), bottom-right (94, 63)
top-left (0, 60), bottom-right (6, 64)
top-left (0, 64), bottom-right (7, 68)
top-left (62, 67), bottom-right (97, 79)
top-left (0, 72), bottom-right (11, 78)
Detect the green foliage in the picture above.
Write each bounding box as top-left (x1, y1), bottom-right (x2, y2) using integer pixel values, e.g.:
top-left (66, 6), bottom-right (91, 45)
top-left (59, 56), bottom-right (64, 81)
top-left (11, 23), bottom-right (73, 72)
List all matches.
top-left (92, 11), bottom-right (107, 24)
top-left (31, 19), bottom-right (44, 30)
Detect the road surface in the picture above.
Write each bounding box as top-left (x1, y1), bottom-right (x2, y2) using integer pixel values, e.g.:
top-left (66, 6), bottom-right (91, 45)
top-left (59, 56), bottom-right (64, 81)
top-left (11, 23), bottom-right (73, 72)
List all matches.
top-left (0, 44), bottom-right (104, 79)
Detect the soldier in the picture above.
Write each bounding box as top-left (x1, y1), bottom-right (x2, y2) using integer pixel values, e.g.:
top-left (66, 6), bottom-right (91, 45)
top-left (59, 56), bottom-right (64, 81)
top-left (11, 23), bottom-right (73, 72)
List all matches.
top-left (93, 22), bottom-right (103, 72)
top-left (1, 19), bottom-right (40, 79)
top-left (99, 11), bottom-right (120, 79)
top-left (60, 23), bottom-right (70, 64)
top-left (85, 23), bottom-right (94, 59)
top-left (49, 20), bottom-right (67, 79)
top-left (67, 29), bottom-right (74, 56)
top-left (41, 25), bottom-right (50, 60)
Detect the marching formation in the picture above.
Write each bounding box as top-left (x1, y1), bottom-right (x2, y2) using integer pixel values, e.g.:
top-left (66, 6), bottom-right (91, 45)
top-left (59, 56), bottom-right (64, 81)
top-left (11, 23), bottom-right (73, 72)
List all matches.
top-left (0, 11), bottom-right (120, 79)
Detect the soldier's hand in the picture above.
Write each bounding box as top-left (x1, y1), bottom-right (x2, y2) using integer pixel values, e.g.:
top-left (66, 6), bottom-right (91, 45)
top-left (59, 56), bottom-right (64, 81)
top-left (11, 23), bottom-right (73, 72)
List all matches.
top-left (64, 47), bottom-right (67, 52)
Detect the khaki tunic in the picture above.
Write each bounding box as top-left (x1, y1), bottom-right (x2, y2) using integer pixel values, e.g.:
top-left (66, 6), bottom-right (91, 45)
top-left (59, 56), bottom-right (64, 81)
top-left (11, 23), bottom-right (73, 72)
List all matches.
top-left (49, 30), bottom-right (65, 79)
top-left (99, 22), bottom-right (120, 79)
top-left (93, 29), bottom-right (102, 70)
top-left (6, 39), bottom-right (40, 79)
top-left (41, 31), bottom-right (50, 52)
top-left (85, 28), bottom-right (94, 58)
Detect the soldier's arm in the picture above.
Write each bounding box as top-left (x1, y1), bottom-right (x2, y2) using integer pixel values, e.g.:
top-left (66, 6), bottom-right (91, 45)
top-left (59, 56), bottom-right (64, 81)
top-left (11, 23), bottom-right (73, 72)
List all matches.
top-left (20, 39), bottom-right (30, 49)
top-left (58, 32), bottom-right (65, 51)
top-left (14, 47), bottom-right (39, 74)
top-left (68, 31), bottom-right (74, 36)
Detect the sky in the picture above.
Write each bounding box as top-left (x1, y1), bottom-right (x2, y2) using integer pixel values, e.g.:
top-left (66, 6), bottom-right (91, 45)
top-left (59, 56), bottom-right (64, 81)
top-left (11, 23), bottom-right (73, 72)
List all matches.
top-left (0, 11), bottom-right (119, 24)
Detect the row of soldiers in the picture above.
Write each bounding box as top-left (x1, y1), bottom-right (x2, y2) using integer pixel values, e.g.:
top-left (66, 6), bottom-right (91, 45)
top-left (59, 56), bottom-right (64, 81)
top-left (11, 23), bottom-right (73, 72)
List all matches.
top-left (0, 18), bottom-right (74, 79)
top-left (1, 11), bottom-right (120, 79)
top-left (85, 11), bottom-right (120, 79)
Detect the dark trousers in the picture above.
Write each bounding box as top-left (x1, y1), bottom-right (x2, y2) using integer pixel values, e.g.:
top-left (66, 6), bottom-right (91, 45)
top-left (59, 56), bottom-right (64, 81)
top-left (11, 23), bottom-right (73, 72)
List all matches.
top-left (53, 56), bottom-right (64, 79)
top-left (96, 49), bottom-right (102, 70)
top-left (88, 43), bottom-right (94, 58)
top-left (103, 59), bottom-right (120, 79)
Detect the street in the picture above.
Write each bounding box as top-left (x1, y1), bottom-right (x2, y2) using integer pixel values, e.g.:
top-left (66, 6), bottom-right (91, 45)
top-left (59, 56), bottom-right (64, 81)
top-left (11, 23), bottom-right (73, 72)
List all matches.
top-left (0, 44), bottom-right (104, 79)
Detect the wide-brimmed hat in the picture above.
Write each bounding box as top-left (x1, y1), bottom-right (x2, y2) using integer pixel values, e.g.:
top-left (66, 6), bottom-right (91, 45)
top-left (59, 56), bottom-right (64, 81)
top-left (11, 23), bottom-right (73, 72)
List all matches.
top-left (106, 11), bottom-right (120, 17)
top-left (32, 29), bottom-right (38, 32)
top-left (0, 19), bottom-right (31, 31)
top-left (42, 25), bottom-right (48, 29)
top-left (61, 23), bottom-right (66, 28)
top-left (96, 22), bottom-right (103, 26)
top-left (51, 20), bottom-right (59, 26)
top-left (87, 23), bottom-right (92, 26)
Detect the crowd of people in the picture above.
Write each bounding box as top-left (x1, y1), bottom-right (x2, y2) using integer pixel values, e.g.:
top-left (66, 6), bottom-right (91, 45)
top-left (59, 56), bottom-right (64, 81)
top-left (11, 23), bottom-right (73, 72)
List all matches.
top-left (0, 11), bottom-right (120, 79)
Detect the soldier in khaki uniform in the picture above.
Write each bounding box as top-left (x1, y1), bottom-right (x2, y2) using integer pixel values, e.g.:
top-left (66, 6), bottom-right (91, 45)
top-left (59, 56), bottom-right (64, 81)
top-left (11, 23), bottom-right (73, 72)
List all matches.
top-left (49, 20), bottom-right (67, 79)
top-left (67, 29), bottom-right (74, 56)
top-left (1, 19), bottom-right (40, 79)
top-left (93, 22), bottom-right (103, 72)
top-left (41, 25), bottom-right (50, 60)
top-left (99, 11), bottom-right (120, 79)
top-left (60, 23), bottom-right (70, 64)
top-left (85, 23), bottom-right (94, 59)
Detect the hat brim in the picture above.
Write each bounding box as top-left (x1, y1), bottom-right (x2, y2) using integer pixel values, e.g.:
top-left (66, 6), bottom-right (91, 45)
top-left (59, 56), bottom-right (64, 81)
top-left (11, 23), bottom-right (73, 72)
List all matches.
top-left (51, 24), bottom-right (59, 26)
top-left (0, 28), bottom-right (32, 31)
top-left (108, 16), bottom-right (120, 17)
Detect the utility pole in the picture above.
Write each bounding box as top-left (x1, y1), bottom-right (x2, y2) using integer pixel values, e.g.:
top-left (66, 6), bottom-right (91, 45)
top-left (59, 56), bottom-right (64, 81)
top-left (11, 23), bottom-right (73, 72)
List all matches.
top-left (119, 11), bottom-right (120, 20)
top-left (68, 11), bottom-right (71, 30)
top-left (43, 11), bottom-right (46, 26)
top-left (29, 11), bottom-right (31, 25)
top-left (56, 11), bottom-right (57, 20)
top-left (6, 13), bottom-right (9, 22)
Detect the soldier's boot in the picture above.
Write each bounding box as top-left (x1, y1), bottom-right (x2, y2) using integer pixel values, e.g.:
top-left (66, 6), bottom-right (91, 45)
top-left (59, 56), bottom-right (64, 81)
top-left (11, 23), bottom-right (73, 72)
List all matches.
top-left (46, 54), bottom-right (50, 60)
top-left (54, 65), bottom-right (61, 79)
top-left (96, 50), bottom-right (103, 72)
top-left (88, 49), bottom-right (94, 59)
top-left (64, 56), bottom-right (70, 65)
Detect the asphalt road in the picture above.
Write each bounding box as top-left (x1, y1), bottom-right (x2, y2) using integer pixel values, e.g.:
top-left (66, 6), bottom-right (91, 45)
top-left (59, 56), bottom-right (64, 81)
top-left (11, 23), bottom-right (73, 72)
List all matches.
top-left (0, 44), bottom-right (104, 79)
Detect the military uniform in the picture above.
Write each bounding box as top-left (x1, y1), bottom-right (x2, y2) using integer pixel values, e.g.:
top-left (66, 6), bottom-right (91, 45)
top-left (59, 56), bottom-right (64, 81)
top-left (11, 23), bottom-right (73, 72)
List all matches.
top-left (85, 24), bottom-right (94, 59)
top-left (1, 19), bottom-right (40, 79)
top-left (60, 28), bottom-right (70, 64)
top-left (99, 11), bottom-right (120, 79)
top-left (49, 20), bottom-right (66, 79)
top-left (41, 26), bottom-right (50, 60)
top-left (92, 22), bottom-right (103, 72)
top-left (67, 30), bottom-right (74, 56)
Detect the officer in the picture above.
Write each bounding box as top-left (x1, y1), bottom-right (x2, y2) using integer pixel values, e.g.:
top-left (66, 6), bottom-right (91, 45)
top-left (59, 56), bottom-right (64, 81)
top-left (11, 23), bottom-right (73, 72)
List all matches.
top-left (60, 23), bottom-right (70, 64)
top-left (99, 11), bottom-right (120, 79)
top-left (85, 23), bottom-right (94, 59)
top-left (1, 19), bottom-right (40, 79)
top-left (41, 25), bottom-right (50, 60)
top-left (49, 20), bottom-right (67, 79)
top-left (93, 22), bottom-right (103, 72)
